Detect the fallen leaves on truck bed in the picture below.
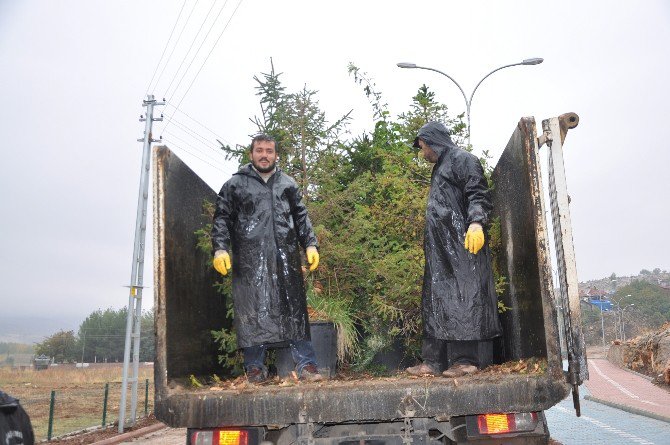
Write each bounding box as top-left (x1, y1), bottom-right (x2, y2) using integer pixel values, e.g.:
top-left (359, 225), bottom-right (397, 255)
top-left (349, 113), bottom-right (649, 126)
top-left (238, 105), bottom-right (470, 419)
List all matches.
top-left (175, 358), bottom-right (548, 391)
top-left (484, 357), bottom-right (548, 375)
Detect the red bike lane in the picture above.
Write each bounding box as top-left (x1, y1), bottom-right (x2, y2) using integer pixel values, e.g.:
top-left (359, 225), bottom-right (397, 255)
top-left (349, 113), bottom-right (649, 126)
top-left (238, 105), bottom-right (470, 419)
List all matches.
top-left (584, 358), bottom-right (670, 422)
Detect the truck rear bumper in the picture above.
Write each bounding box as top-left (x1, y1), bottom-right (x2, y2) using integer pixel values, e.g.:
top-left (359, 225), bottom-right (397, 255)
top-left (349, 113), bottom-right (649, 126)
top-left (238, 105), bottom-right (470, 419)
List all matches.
top-left (187, 413), bottom-right (550, 445)
top-left (158, 374), bottom-right (568, 428)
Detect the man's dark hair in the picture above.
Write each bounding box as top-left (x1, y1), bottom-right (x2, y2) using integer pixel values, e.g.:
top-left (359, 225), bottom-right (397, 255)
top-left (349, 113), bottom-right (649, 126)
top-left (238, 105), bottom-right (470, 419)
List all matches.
top-left (250, 134), bottom-right (276, 152)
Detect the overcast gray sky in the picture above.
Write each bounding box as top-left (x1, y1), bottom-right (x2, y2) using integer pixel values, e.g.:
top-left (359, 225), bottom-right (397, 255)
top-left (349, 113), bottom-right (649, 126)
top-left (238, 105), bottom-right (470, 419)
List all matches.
top-left (1, 0), bottom-right (669, 324)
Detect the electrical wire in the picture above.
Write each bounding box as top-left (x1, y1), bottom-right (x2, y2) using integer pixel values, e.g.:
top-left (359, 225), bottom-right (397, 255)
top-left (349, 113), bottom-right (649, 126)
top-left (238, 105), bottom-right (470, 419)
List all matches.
top-left (152, 0), bottom-right (201, 95)
top-left (144, 0), bottom-right (187, 96)
top-left (169, 117), bottom-right (222, 151)
top-left (162, 137), bottom-right (228, 173)
top-left (163, 128), bottom-right (228, 167)
top-left (162, 0), bottom-right (245, 135)
top-left (163, 0), bottom-right (220, 100)
top-left (164, 101), bottom-right (233, 146)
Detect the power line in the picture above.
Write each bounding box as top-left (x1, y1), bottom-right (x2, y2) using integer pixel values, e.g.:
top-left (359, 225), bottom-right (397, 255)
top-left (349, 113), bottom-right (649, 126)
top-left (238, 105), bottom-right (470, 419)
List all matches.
top-left (169, 117), bottom-right (223, 151)
top-left (163, 128), bottom-right (228, 167)
top-left (163, 0), bottom-right (220, 100)
top-left (162, 137), bottom-right (228, 173)
top-left (163, 0), bottom-right (245, 134)
top-left (164, 101), bottom-right (233, 146)
top-left (152, 0), bottom-right (201, 94)
top-left (163, 138), bottom-right (228, 174)
top-left (144, 0), bottom-right (187, 96)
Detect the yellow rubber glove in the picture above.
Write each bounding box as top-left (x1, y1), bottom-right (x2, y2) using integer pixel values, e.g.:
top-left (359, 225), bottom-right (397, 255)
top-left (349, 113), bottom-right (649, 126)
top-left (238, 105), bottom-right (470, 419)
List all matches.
top-left (464, 223), bottom-right (485, 255)
top-left (213, 250), bottom-right (231, 276)
top-left (306, 246), bottom-right (320, 271)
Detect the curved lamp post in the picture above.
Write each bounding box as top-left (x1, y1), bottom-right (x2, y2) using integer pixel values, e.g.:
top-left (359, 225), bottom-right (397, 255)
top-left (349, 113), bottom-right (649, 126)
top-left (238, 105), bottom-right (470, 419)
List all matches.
top-left (620, 303), bottom-right (635, 342)
top-left (613, 293), bottom-right (632, 340)
top-left (397, 58), bottom-right (543, 145)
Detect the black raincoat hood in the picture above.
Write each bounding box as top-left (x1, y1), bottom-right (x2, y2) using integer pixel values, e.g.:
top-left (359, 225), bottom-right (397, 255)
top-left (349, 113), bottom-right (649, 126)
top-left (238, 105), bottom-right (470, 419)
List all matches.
top-left (414, 121), bottom-right (460, 159)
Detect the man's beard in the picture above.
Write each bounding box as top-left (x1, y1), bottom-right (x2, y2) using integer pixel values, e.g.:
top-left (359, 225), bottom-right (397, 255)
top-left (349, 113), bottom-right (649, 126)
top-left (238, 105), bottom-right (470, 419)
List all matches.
top-left (253, 159), bottom-right (276, 173)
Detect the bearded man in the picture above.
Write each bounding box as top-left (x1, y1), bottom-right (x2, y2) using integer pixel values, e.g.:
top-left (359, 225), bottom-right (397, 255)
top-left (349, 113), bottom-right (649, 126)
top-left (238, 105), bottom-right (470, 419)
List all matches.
top-left (211, 134), bottom-right (322, 383)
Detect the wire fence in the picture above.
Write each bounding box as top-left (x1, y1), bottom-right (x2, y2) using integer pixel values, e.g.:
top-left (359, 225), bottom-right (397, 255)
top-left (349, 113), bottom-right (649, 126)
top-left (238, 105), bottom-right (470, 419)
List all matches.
top-left (3, 369), bottom-right (154, 442)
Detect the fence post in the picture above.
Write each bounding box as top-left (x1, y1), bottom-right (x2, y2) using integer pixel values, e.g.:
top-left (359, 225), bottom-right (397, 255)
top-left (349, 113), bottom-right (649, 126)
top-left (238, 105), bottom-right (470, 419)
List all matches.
top-left (102, 383), bottom-right (109, 426)
top-left (47, 390), bottom-right (56, 440)
top-left (144, 379), bottom-right (149, 416)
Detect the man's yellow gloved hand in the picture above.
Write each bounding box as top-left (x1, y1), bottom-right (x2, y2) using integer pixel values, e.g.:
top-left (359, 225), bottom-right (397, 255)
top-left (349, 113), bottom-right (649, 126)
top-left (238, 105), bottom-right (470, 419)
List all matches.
top-left (306, 246), bottom-right (320, 271)
top-left (213, 250), bottom-right (231, 276)
top-left (464, 223), bottom-right (485, 255)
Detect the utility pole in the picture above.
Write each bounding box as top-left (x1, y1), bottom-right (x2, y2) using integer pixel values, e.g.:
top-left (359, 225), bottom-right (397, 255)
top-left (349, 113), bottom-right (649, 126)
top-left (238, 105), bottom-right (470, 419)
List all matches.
top-left (119, 95), bottom-right (164, 433)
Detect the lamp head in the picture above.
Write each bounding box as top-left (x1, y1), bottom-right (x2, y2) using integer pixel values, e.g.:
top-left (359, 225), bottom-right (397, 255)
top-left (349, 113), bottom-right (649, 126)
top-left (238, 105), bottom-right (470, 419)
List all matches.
top-left (522, 58), bottom-right (544, 65)
top-left (397, 62), bottom-right (417, 69)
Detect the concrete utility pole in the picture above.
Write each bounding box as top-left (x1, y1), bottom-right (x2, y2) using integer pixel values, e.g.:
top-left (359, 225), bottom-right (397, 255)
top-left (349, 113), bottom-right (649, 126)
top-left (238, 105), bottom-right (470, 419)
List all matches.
top-left (119, 95), bottom-right (164, 433)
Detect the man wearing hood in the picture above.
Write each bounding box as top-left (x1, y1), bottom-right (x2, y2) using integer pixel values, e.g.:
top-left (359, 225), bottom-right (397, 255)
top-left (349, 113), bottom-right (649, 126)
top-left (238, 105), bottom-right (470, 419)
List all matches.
top-left (211, 134), bottom-right (323, 383)
top-left (406, 121), bottom-right (502, 378)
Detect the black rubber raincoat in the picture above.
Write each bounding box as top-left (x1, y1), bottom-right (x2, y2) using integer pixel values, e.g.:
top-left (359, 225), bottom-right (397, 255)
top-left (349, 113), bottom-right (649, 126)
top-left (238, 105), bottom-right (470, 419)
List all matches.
top-left (0, 390), bottom-right (34, 445)
top-left (212, 164), bottom-right (318, 349)
top-left (419, 122), bottom-right (502, 341)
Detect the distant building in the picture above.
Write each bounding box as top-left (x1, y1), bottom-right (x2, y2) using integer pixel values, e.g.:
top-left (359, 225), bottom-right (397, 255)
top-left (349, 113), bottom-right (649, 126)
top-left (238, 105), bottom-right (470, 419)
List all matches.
top-left (579, 288), bottom-right (613, 311)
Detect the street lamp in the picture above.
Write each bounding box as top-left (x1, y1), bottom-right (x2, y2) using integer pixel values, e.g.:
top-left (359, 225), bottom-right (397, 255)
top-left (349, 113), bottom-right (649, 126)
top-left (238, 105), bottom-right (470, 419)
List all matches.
top-left (599, 303), bottom-right (606, 352)
top-left (613, 293), bottom-right (632, 340)
top-left (621, 303), bottom-right (635, 342)
top-left (396, 58), bottom-right (543, 145)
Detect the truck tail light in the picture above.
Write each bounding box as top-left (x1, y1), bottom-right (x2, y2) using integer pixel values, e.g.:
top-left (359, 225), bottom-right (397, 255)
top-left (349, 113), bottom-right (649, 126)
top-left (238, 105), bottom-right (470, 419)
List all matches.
top-left (190, 429), bottom-right (248, 445)
top-left (477, 412), bottom-right (538, 434)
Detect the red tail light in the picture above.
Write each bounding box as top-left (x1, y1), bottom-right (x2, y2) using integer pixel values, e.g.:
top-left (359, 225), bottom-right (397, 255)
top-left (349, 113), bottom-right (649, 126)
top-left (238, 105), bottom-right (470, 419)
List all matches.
top-left (190, 429), bottom-right (248, 445)
top-left (219, 430), bottom-right (248, 445)
top-left (476, 412), bottom-right (538, 434)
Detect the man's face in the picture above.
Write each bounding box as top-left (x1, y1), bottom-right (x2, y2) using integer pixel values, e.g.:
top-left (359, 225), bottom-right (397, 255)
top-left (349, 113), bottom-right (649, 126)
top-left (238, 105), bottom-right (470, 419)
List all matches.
top-left (250, 140), bottom-right (277, 173)
top-left (418, 139), bottom-right (439, 163)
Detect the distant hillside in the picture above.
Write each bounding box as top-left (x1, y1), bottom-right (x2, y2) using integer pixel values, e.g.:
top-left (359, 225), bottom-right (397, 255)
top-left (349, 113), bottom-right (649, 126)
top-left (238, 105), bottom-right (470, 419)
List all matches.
top-left (0, 314), bottom-right (80, 344)
top-left (579, 269), bottom-right (670, 294)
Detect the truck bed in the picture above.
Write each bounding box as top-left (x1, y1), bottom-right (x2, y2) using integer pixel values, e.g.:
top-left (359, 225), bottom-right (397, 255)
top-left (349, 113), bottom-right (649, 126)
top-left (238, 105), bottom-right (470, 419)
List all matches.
top-left (156, 371), bottom-right (569, 428)
top-left (152, 116), bottom-right (577, 430)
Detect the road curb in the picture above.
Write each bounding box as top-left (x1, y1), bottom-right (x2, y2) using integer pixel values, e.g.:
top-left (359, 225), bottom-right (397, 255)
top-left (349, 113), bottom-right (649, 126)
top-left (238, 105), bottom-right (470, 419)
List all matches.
top-left (89, 422), bottom-right (167, 445)
top-left (584, 395), bottom-right (670, 424)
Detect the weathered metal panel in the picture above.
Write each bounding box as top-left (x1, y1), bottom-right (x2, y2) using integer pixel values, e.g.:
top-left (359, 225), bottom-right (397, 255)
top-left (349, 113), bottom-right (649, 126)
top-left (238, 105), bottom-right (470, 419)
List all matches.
top-left (153, 146), bottom-right (228, 398)
top-left (491, 118), bottom-right (563, 379)
top-left (155, 375), bottom-right (568, 427)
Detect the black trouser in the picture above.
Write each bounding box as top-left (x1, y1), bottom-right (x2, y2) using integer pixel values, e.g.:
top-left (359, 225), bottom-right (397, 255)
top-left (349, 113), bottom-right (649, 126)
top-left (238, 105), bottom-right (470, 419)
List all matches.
top-left (422, 337), bottom-right (493, 372)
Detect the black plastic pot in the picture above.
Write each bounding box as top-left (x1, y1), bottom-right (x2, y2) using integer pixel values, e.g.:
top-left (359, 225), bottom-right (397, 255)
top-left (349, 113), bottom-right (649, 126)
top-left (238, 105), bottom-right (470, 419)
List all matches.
top-left (370, 337), bottom-right (412, 371)
top-left (276, 321), bottom-right (337, 377)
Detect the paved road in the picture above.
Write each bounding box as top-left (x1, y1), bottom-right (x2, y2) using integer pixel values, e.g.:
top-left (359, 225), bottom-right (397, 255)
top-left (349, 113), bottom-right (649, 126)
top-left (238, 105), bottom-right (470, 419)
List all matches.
top-left (546, 387), bottom-right (670, 444)
top-left (546, 358), bottom-right (670, 444)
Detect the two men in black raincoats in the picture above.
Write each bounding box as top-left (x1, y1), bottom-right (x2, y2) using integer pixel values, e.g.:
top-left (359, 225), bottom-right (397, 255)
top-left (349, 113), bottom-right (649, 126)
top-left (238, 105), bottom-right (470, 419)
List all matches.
top-left (407, 121), bottom-right (502, 378)
top-left (212, 134), bottom-right (323, 383)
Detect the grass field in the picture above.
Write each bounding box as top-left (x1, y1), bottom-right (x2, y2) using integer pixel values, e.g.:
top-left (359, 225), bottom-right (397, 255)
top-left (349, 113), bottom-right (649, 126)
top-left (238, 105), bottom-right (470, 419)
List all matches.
top-left (0, 364), bottom-right (154, 441)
